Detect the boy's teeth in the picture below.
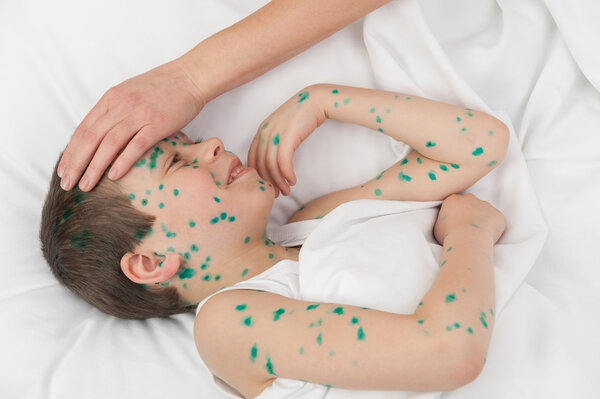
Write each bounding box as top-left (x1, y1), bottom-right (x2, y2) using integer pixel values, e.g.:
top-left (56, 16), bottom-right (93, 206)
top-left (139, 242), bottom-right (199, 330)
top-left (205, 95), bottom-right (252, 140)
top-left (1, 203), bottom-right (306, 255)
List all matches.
top-left (229, 165), bottom-right (244, 183)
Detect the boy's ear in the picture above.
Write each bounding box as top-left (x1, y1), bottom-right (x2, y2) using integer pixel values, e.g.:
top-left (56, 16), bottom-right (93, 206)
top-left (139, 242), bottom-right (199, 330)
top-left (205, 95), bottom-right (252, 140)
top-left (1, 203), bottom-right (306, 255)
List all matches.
top-left (120, 249), bottom-right (180, 284)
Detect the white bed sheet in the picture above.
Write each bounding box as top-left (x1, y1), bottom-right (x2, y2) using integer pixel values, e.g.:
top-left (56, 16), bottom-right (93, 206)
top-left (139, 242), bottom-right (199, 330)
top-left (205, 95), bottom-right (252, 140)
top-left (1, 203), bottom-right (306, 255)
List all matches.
top-left (0, 0), bottom-right (598, 398)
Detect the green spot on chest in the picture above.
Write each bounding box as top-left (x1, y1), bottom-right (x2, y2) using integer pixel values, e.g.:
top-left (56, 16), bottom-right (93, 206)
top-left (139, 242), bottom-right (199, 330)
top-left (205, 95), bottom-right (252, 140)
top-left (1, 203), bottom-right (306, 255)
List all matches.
top-left (445, 293), bottom-right (457, 303)
top-left (243, 316), bottom-right (254, 327)
top-left (428, 171), bottom-right (437, 181)
top-left (306, 304), bottom-right (319, 311)
top-left (332, 307), bottom-right (344, 315)
top-left (273, 308), bottom-right (285, 321)
top-left (235, 304), bottom-right (247, 311)
top-left (357, 326), bottom-right (366, 341)
top-left (472, 147), bottom-right (484, 156)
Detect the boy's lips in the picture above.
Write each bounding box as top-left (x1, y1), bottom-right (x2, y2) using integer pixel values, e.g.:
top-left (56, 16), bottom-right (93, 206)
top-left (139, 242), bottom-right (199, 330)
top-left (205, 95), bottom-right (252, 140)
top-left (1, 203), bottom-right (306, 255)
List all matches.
top-left (227, 157), bottom-right (245, 184)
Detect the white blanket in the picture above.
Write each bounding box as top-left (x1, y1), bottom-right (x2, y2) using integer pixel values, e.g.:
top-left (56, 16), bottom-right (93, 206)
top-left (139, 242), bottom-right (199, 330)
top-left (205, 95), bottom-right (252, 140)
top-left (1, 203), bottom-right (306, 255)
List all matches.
top-left (1, 0), bottom-right (598, 398)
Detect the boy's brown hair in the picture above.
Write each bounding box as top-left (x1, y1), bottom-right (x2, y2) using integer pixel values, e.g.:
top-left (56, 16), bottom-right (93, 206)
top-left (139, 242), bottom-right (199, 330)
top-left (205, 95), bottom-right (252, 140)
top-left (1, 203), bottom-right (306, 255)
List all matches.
top-left (39, 154), bottom-right (195, 319)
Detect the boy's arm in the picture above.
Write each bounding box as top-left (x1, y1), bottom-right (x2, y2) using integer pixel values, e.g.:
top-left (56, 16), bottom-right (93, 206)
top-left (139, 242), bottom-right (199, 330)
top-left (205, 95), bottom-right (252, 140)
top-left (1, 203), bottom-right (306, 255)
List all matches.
top-left (288, 84), bottom-right (509, 222)
top-left (195, 226), bottom-right (496, 398)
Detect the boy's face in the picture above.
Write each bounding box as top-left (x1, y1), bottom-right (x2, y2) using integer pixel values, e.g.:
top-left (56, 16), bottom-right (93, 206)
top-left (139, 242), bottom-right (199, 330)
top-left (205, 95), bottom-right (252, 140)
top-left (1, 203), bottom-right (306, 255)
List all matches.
top-left (117, 132), bottom-right (275, 289)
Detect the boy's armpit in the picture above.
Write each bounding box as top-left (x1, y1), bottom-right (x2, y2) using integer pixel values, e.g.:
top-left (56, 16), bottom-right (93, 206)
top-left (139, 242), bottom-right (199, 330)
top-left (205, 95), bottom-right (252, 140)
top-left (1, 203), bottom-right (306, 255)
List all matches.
top-left (194, 290), bottom-right (478, 398)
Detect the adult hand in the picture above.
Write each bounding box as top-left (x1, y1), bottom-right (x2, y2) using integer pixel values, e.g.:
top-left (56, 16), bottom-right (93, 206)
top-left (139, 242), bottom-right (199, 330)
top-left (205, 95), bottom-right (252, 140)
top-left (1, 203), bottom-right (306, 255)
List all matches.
top-left (58, 58), bottom-right (206, 191)
top-left (434, 193), bottom-right (507, 246)
top-left (248, 85), bottom-right (326, 197)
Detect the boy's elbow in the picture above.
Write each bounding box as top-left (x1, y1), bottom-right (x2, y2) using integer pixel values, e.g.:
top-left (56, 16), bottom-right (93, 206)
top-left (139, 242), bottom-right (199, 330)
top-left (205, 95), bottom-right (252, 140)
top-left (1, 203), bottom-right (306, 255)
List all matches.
top-left (437, 336), bottom-right (487, 391)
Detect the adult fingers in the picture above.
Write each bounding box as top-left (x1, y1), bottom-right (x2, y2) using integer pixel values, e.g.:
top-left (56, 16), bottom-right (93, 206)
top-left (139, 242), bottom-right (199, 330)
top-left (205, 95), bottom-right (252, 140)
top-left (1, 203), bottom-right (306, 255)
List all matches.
top-left (76, 116), bottom-right (148, 191)
top-left (276, 137), bottom-right (297, 187)
top-left (247, 131), bottom-right (260, 171)
top-left (255, 133), bottom-right (279, 196)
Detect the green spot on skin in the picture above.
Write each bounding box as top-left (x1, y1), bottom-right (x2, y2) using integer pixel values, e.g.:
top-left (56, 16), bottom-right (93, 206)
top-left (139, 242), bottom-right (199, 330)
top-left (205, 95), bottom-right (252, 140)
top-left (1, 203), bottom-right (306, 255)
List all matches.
top-left (426, 141), bottom-right (436, 147)
top-left (215, 274), bottom-right (221, 281)
top-left (471, 224), bottom-right (480, 228)
top-left (332, 307), bottom-right (344, 315)
top-left (343, 98), bottom-right (351, 105)
top-left (447, 246), bottom-right (453, 252)
top-left (220, 212), bottom-right (227, 220)
top-left (189, 220), bottom-right (196, 228)
top-left (179, 268), bottom-right (196, 279)
top-left (191, 244), bottom-right (199, 252)
top-left (419, 301), bottom-right (423, 306)
top-left (462, 287), bottom-right (467, 293)
top-left (309, 318), bottom-right (322, 328)
top-left (446, 325), bottom-right (453, 331)
top-left (376, 115), bottom-right (382, 123)
top-left (306, 304), bottom-right (320, 311)
top-left (244, 236), bottom-right (250, 244)
top-left (428, 171), bottom-right (437, 181)
top-left (378, 128), bottom-right (385, 133)
top-left (394, 95), bottom-right (399, 99)
top-left (264, 355), bottom-right (276, 376)
top-left (134, 158), bottom-right (146, 167)
top-left (250, 344), bottom-right (257, 362)
top-left (273, 308), bottom-right (285, 321)
top-left (405, 97), bottom-right (412, 100)
top-left (450, 163), bottom-right (460, 169)
top-left (441, 259), bottom-right (447, 267)
top-left (236, 304), bottom-right (247, 311)
top-left (488, 160), bottom-right (497, 167)
top-left (128, 194), bottom-right (135, 200)
top-left (490, 308), bottom-right (494, 317)
top-left (297, 92), bottom-right (310, 103)
top-left (299, 347), bottom-right (305, 355)
top-left (461, 127), bottom-right (467, 133)
top-left (457, 116), bottom-right (462, 122)
top-left (418, 319), bottom-right (425, 324)
top-left (454, 322), bottom-right (461, 328)
top-left (159, 202), bottom-right (164, 209)
top-left (331, 89), bottom-right (339, 94)
top-left (357, 326), bottom-right (366, 341)
top-left (259, 186), bottom-right (266, 191)
top-left (374, 188), bottom-right (382, 196)
top-left (400, 158), bottom-right (408, 165)
top-left (202, 273), bottom-right (211, 281)
top-left (351, 317), bottom-right (359, 325)
top-left (184, 252), bottom-right (190, 260)
top-left (268, 253), bottom-right (274, 259)
top-left (466, 112), bottom-right (473, 117)
top-left (472, 147), bottom-right (484, 156)
top-left (445, 293), bottom-right (457, 303)
top-left (375, 171), bottom-right (385, 180)
top-left (173, 189), bottom-right (179, 196)
top-left (468, 327), bottom-right (474, 334)
top-left (334, 101), bottom-right (339, 108)
top-left (488, 130), bottom-right (495, 136)
top-left (145, 190), bottom-right (151, 195)
top-left (398, 172), bottom-right (412, 182)
top-left (241, 268), bottom-right (249, 277)
top-left (439, 164), bottom-right (448, 171)
top-left (213, 197), bottom-right (221, 203)
top-left (272, 133), bottom-right (280, 146)
top-left (228, 216), bottom-right (236, 222)
top-left (329, 350), bottom-right (336, 357)
top-left (480, 311), bottom-right (488, 328)
top-left (261, 122), bottom-right (269, 130)
top-left (167, 247), bottom-right (175, 252)
top-left (417, 157), bottom-right (423, 164)
top-left (370, 107), bottom-right (375, 113)
top-left (215, 181), bottom-right (222, 186)
top-left (316, 332), bottom-right (322, 345)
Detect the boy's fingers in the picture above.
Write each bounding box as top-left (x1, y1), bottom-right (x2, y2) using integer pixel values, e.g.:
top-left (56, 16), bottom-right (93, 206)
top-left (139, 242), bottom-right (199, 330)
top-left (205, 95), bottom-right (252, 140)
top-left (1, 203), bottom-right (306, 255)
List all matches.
top-left (77, 118), bottom-right (145, 191)
top-left (266, 144), bottom-right (290, 196)
top-left (247, 133), bottom-right (259, 170)
top-left (277, 142), bottom-right (297, 186)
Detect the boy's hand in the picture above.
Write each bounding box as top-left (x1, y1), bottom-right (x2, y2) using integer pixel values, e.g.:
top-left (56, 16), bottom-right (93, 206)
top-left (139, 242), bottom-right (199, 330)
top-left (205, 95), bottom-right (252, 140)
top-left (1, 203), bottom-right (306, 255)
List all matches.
top-left (248, 85), bottom-right (326, 196)
top-left (434, 193), bottom-right (506, 246)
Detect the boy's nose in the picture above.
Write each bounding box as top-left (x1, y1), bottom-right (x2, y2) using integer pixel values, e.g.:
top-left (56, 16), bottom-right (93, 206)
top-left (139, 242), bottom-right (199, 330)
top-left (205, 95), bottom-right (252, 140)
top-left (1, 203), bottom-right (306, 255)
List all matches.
top-left (196, 137), bottom-right (224, 163)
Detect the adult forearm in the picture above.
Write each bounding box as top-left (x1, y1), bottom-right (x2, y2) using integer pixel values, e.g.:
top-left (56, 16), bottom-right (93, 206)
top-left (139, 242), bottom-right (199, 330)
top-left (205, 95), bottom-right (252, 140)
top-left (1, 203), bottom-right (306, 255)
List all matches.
top-left (415, 226), bottom-right (496, 363)
top-left (178, 0), bottom-right (391, 103)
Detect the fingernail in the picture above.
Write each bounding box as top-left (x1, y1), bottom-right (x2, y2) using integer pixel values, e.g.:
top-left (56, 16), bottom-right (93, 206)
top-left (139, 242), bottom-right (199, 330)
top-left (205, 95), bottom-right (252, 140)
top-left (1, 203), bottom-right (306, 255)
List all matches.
top-left (108, 167), bottom-right (118, 180)
top-left (79, 176), bottom-right (89, 191)
top-left (60, 176), bottom-right (71, 190)
top-left (57, 164), bottom-right (65, 178)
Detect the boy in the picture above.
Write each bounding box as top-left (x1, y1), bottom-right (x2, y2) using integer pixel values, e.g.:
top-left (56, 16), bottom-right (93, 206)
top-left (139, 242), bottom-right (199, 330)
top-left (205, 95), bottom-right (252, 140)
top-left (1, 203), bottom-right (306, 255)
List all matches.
top-left (41, 84), bottom-right (509, 397)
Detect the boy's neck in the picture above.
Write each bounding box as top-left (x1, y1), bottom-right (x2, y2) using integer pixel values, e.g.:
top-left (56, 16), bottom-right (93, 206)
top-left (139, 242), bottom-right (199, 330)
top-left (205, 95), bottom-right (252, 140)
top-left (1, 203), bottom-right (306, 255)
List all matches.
top-left (177, 235), bottom-right (300, 306)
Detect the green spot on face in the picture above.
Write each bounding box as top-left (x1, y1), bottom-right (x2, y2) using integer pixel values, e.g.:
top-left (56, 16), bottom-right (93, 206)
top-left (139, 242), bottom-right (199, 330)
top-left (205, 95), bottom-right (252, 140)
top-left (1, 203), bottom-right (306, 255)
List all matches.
top-left (259, 186), bottom-right (266, 191)
top-left (309, 318), bottom-right (322, 328)
top-left (179, 268), bottom-right (196, 280)
top-left (357, 326), bottom-right (366, 341)
top-left (167, 247), bottom-right (175, 252)
top-left (272, 133), bottom-right (280, 146)
top-left (488, 160), bottom-right (497, 167)
top-left (316, 332), bottom-right (322, 346)
top-left (297, 92), bottom-right (310, 103)
top-left (416, 157), bottom-right (423, 164)
top-left (145, 190), bottom-right (151, 195)
top-left (189, 220), bottom-right (196, 228)
top-left (306, 304), bottom-right (319, 311)
top-left (128, 194), bottom-right (135, 200)
top-left (250, 344), bottom-right (257, 362)
top-left (213, 197), bottom-right (220, 203)
top-left (398, 172), bottom-right (412, 182)
top-left (236, 304), bottom-right (247, 311)
top-left (472, 147), bottom-right (484, 156)
top-left (450, 163), bottom-right (460, 169)
top-left (445, 293), bottom-right (457, 303)
top-left (374, 188), bottom-right (382, 196)
top-left (428, 171), bottom-right (437, 181)
top-left (244, 236), bottom-right (250, 244)
top-left (332, 307), bottom-right (344, 315)
top-left (426, 141), bottom-right (436, 147)
top-left (273, 308), bottom-right (285, 321)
